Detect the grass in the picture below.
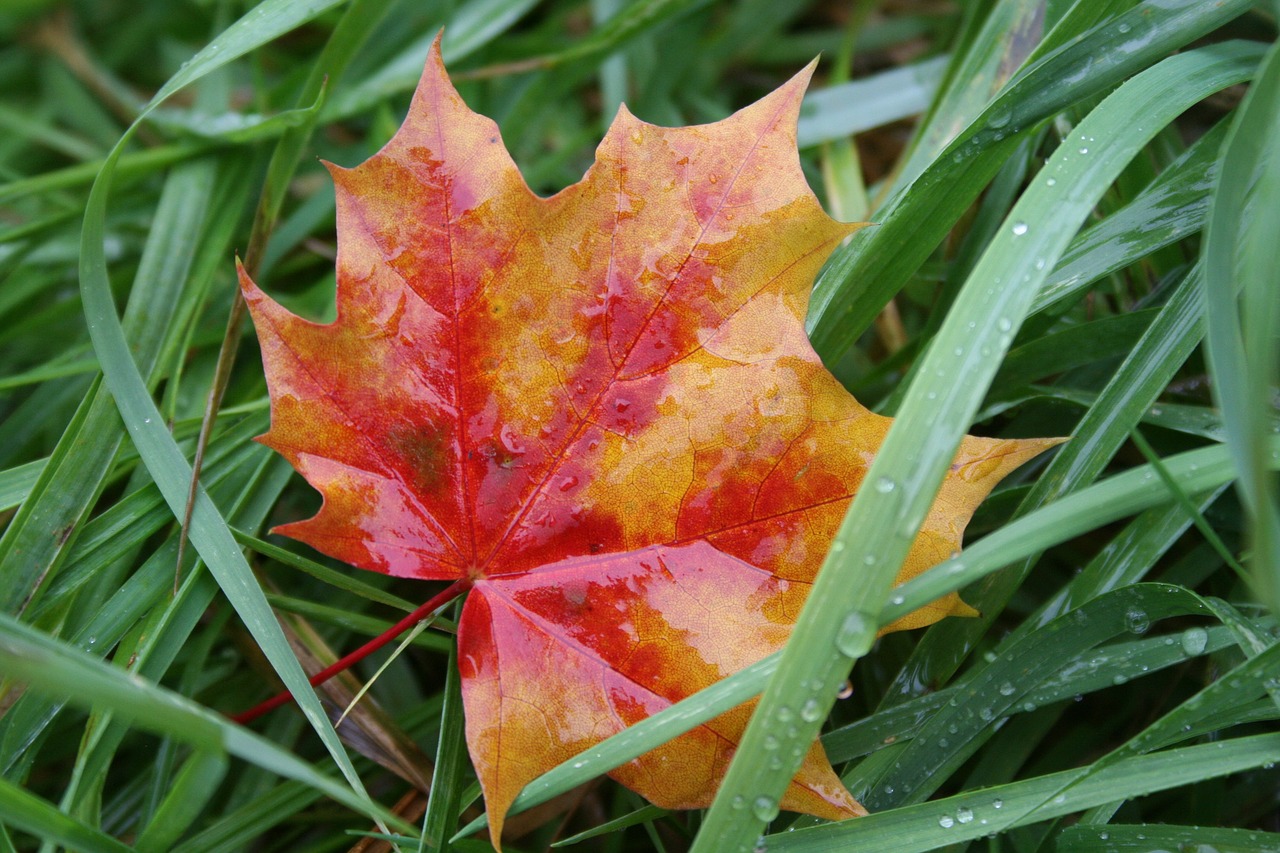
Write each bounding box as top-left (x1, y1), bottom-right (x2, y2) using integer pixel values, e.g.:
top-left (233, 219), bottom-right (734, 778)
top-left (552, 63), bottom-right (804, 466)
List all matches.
top-left (0, 0), bottom-right (1277, 851)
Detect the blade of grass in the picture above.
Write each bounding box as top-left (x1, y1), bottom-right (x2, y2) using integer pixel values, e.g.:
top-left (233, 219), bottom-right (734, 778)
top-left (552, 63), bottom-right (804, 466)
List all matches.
top-left (1202, 40), bottom-right (1280, 613)
top-left (864, 584), bottom-right (1214, 809)
top-left (177, 0), bottom-right (391, 588)
top-left (1032, 116), bottom-right (1227, 316)
top-left (420, 633), bottom-right (467, 852)
top-left (807, 0), bottom-right (1251, 362)
top-left (0, 156), bottom-right (217, 616)
top-left (1059, 824), bottom-right (1280, 852)
top-left (694, 41), bottom-right (1264, 852)
top-left (0, 776), bottom-right (132, 853)
top-left (75, 0), bottom-right (375, 812)
top-left (134, 750), bottom-right (228, 853)
top-left (763, 733), bottom-right (1280, 851)
top-left (0, 611), bottom-right (410, 833)
top-left (885, 256), bottom-right (1213, 698)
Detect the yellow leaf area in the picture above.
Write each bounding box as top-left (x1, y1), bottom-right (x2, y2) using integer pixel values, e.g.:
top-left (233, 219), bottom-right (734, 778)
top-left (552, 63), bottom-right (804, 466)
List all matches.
top-left (241, 36), bottom-right (1057, 847)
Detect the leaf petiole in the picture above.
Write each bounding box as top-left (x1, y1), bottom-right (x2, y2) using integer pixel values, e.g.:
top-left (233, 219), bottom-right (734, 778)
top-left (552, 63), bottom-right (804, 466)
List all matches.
top-left (231, 578), bottom-right (469, 725)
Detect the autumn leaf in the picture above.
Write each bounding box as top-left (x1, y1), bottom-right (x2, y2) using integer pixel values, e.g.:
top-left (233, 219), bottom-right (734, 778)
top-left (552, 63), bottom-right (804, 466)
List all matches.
top-left (241, 35), bottom-right (1056, 844)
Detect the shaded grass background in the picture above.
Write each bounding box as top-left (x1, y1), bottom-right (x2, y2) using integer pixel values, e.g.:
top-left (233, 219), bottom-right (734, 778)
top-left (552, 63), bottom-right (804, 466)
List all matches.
top-left (0, 1), bottom-right (1277, 851)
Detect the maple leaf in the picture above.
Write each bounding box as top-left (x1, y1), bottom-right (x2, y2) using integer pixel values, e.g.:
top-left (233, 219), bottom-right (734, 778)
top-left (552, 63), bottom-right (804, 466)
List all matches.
top-left (241, 36), bottom-right (1056, 844)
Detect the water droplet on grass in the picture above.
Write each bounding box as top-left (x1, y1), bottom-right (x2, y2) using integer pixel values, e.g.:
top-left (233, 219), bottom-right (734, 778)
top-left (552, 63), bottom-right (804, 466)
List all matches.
top-left (1125, 608), bottom-right (1150, 634)
top-left (836, 612), bottom-right (875, 657)
top-left (1181, 627), bottom-right (1208, 655)
top-left (752, 795), bottom-right (779, 822)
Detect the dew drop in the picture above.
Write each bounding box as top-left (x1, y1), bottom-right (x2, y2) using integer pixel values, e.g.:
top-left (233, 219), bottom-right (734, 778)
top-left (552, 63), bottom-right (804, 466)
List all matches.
top-left (751, 795), bottom-right (779, 822)
top-left (1181, 627), bottom-right (1208, 655)
top-left (776, 705), bottom-right (794, 723)
top-left (731, 794), bottom-right (746, 811)
top-left (837, 680), bottom-right (854, 700)
top-left (800, 698), bottom-right (823, 723)
top-left (1117, 22), bottom-right (1131, 33)
top-left (938, 815), bottom-right (955, 828)
top-left (1045, 177), bottom-right (1057, 186)
top-left (992, 798), bottom-right (1003, 809)
top-left (763, 734), bottom-right (779, 751)
top-left (1078, 146), bottom-right (1089, 155)
top-left (1124, 608), bottom-right (1150, 635)
top-left (999, 682), bottom-right (1015, 696)
top-left (996, 317), bottom-right (1012, 332)
top-left (874, 476), bottom-right (896, 494)
top-left (1011, 221), bottom-right (1028, 236)
top-left (956, 807), bottom-right (974, 824)
top-left (979, 707), bottom-right (995, 722)
top-left (836, 611), bottom-right (876, 658)
top-left (989, 105), bottom-right (1011, 129)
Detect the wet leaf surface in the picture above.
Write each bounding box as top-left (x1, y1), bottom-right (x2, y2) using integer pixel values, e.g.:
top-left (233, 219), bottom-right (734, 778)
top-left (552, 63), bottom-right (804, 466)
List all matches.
top-left (243, 37), bottom-right (1054, 844)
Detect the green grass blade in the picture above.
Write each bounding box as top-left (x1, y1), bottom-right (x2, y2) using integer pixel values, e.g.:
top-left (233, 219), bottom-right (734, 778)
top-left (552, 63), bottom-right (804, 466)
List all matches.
top-left (420, 637), bottom-right (467, 852)
top-left (0, 459), bottom-right (45, 512)
top-left (0, 776), bottom-right (132, 853)
top-left (1034, 117), bottom-right (1227, 315)
top-left (134, 750), bottom-right (228, 853)
top-left (807, 0), bottom-right (1251, 361)
top-left (0, 157), bottom-right (216, 616)
top-left (74, 0), bottom-right (376, 815)
top-left (695, 41), bottom-right (1264, 852)
top-left (0, 612), bottom-right (409, 832)
top-left (887, 258), bottom-right (1213, 696)
top-left (764, 733), bottom-right (1280, 851)
top-left (1201, 40), bottom-right (1280, 612)
top-left (1059, 824), bottom-right (1280, 852)
top-left (865, 584), bottom-right (1214, 809)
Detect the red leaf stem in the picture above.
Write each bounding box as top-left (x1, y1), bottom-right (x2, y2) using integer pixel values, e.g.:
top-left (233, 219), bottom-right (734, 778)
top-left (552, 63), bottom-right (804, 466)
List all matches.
top-left (231, 578), bottom-right (470, 725)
